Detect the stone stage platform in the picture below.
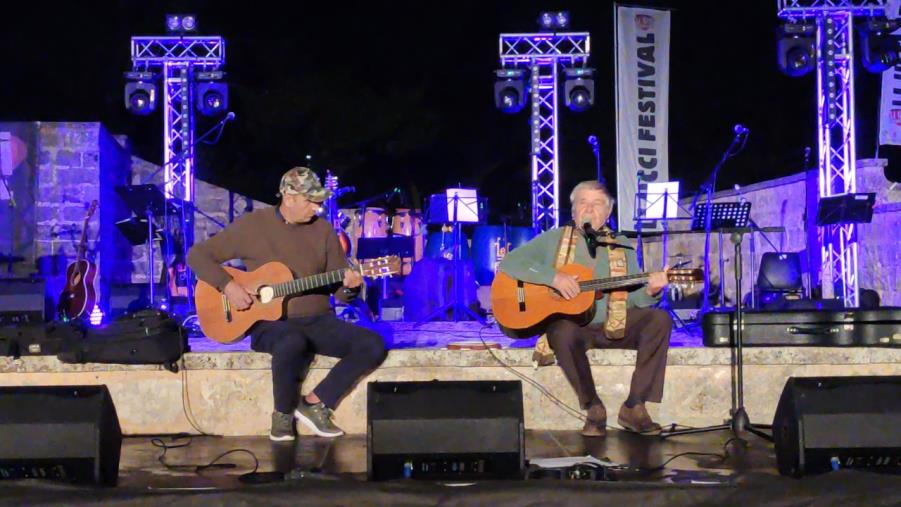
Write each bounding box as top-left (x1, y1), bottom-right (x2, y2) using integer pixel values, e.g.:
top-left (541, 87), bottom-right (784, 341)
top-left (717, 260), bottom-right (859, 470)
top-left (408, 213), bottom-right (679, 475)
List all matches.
top-left (1, 321), bottom-right (899, 436)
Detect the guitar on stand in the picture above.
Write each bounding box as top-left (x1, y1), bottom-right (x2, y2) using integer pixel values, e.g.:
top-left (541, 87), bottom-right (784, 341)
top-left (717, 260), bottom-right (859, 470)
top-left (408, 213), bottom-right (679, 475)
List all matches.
top-left (57, 200), bottom-right (99, 321)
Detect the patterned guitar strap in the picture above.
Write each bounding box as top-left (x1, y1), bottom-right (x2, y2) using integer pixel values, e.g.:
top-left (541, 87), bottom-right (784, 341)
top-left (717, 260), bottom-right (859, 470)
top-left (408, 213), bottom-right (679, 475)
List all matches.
top-left (603, 226), bottom-right (629, 340)
top-left (532, 225), bottom-right (628, 368)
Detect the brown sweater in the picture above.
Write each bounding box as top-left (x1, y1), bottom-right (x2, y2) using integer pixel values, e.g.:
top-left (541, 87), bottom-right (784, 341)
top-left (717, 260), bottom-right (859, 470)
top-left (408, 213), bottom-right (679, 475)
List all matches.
top-left (187, 207), bottom-right (353, 318)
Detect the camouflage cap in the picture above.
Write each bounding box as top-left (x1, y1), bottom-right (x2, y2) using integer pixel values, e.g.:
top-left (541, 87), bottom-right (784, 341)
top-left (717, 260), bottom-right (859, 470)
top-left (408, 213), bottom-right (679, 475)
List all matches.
top-left (278, 167), bottom-right (331, 202)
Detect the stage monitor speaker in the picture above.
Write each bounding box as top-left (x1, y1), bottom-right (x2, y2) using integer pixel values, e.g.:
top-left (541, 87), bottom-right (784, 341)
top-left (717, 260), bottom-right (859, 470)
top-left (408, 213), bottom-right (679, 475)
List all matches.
top-left (0, 385), bottom-right (122, 485)
top-left (367, 380), bottom-right (524, 481)
top-left (773, 376), bottom-right (901, 477)
top-left (0, 278), bottom-right (45, 325)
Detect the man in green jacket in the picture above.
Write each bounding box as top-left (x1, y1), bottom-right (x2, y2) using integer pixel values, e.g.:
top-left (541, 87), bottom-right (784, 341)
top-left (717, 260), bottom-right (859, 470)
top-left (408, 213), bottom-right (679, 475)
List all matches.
top-left (498, 180), bottom-right (672, 437)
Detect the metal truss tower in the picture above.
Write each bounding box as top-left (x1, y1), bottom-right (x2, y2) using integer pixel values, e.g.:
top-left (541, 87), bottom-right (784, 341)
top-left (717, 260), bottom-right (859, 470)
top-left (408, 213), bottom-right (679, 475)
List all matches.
top-left (130, 35), bottom-right (226, 231)
top-left (777, 0), bottom-right (887, 307)
top-left (499, 33), bottom-right (590, 231)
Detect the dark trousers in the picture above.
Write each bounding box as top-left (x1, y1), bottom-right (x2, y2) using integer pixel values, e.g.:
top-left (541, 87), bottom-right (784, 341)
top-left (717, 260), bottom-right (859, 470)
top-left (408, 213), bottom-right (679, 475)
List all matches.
top-left (546, 308), bottom-right (672, 410)
top-left (251, 314), bottom-right (386, 413)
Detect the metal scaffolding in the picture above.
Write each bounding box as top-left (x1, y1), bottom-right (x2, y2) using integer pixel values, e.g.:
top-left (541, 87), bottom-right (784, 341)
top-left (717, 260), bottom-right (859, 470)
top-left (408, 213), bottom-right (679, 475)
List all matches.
top-left (499, 33), bottom-right (590, 231)
top-left (777, 0), bottom-right (887, 307)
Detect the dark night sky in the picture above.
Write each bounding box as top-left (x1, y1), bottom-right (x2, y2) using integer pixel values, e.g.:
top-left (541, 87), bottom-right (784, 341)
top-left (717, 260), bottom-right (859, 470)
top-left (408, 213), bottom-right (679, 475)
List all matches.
top-left (0, 1), bottom-right (887, 223)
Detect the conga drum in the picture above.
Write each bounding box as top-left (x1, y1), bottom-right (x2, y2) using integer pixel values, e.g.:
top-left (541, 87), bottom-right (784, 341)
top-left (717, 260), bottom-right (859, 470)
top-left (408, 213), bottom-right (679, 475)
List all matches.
top-left (391, 208), bottom-right (424, 275)
top-left (342, 208), bottom-right (388, 258)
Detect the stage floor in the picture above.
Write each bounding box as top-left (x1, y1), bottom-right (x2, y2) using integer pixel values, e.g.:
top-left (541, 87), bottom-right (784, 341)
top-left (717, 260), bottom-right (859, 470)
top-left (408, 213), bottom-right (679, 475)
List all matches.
top-left (3, 430), bottom-right (900, 506)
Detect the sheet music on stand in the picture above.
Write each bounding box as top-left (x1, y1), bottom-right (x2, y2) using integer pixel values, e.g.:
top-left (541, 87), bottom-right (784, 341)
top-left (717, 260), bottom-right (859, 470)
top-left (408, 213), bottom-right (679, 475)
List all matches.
top-left (690, 202), bottom-right (751, 230)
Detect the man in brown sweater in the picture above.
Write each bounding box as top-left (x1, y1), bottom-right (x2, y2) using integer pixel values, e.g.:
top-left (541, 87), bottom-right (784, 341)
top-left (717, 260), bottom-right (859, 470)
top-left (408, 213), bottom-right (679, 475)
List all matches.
top-left (188, 167), bottom-right (386, 441)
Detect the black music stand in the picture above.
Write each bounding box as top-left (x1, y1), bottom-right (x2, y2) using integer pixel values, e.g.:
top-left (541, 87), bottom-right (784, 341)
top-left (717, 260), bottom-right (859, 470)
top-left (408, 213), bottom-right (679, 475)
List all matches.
top-left (417, 190), bottom-right (485, 324)
top-left (691, 201), bottom-right (751, 314)
top-left (116, 185), bottom-right (182, 308)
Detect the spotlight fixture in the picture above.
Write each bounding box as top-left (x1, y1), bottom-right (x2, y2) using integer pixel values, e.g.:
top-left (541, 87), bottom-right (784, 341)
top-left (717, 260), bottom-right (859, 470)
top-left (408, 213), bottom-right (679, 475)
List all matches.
top-left (194, 71), bottom-right (228, 116)
top-left (494, 69), bottom-right (526, 114)
top-left (563, 67), bottom-right (595, 112)
top-left (538, 11), bottom-right (570, 31)
top-left (777, 22), bottom-right (816, 77)
top-left (859, 18), bottom-right (901, 73)
top-left (123, 71), bottom-right (157, 116)
top-left (166, 14), bottom-right (198, 34)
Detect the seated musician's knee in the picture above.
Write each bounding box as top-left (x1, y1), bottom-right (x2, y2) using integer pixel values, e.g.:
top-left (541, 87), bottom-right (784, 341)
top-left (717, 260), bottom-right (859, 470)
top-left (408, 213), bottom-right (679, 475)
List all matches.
top-left (358, 331), bottom-right (387, 366)
top-left (546, 319), bottom-right (582, 351)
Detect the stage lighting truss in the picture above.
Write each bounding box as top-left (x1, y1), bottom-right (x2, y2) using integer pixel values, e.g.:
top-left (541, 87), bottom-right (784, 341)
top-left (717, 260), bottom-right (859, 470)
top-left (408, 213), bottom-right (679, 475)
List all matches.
top-left (499, 32), bottom-right (590, 231)
top-left (777, 0), bottom-right (888, 307)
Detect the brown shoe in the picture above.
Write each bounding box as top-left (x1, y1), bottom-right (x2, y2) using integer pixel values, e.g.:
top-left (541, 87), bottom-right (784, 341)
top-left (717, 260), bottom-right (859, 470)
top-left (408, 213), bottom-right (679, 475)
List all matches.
top-left (617, 403), bottom-right (662, 436)
top-left (581, 402), bottom-right (607, 438)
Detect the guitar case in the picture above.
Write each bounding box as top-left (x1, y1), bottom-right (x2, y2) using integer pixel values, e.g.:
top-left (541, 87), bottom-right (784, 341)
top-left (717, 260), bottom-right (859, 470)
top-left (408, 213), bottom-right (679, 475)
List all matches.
top-left (57, 310), bottom-right (186, 372)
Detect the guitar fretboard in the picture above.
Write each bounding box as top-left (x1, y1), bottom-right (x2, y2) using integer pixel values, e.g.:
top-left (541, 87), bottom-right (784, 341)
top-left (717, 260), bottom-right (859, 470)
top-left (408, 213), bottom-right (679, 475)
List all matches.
top-left (271, 269), bottom-right (346, 298)
top-left (578, 273), bottom-right (651, 292)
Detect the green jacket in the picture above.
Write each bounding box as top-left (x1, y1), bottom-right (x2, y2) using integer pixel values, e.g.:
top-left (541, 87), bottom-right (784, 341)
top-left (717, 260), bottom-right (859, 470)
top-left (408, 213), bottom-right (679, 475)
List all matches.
top-left (497, 226), bottom-right (662, 325)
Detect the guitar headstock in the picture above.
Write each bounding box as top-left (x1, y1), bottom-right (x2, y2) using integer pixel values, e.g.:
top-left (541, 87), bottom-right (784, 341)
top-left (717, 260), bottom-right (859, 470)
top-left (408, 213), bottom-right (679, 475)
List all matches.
top-left (85, 200), bottom-right (98, 222)
top-left (357, 255), bottom-right (401, 279)
top-left (667, 268), bottom-right (704, 286)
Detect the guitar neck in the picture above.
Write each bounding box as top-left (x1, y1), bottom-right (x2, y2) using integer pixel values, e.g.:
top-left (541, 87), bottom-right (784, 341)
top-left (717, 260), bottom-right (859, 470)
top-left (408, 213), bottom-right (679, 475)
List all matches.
top-left (579, 273), bottom-right (652, 292)
top-left (270, 268), bottom-right (349, 298)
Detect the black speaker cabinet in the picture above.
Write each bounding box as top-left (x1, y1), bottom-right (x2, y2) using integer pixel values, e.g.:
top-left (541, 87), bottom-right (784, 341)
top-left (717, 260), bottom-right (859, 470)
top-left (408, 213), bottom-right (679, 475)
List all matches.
top-left (0, 278), bottom-right (45, 325)
top-left (367, 380), bottom-right (524, 481)
top-left (0, 385), bottom-right (122, 485)
top-left (773, 376), bottom-right (901, 477)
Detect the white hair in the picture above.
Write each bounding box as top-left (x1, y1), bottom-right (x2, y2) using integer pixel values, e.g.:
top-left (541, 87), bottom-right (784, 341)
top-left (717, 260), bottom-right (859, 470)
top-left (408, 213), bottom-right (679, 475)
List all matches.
top-left (570, 180), bottom-right (615, 216)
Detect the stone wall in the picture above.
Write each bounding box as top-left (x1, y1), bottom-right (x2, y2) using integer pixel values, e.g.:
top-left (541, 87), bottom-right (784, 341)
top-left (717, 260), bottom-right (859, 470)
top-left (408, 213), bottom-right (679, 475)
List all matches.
top-left (640, 160), bottom-right (901, 307)
top-left (18, 121), bottom-right (266, 315)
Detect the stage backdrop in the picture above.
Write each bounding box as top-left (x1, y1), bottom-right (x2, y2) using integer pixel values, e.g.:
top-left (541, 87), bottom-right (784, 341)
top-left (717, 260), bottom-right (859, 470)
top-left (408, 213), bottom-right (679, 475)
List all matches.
top-left (879, 0), bottom-right (901, 146)
top-left (615, 4), bottom-right (671, 232)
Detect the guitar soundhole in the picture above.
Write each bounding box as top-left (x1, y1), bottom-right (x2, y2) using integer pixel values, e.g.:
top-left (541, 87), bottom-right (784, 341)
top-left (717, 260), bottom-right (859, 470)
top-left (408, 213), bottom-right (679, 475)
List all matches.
top-left (258, 286), bottom-right (275, 304)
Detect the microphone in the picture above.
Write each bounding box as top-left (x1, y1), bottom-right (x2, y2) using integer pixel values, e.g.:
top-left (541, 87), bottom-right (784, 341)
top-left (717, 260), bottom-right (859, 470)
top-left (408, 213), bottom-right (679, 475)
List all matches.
top-left (733, 124), bottom-right (748, 135)
top-left (587, 135), bottom-right (599, 147)
top-left (225, 112), bottom-right (236, 122)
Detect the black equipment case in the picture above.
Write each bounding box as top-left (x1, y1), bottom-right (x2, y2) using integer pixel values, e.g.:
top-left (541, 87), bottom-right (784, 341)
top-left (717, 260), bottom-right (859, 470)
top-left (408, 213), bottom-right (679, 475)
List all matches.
top-left (57, 310), bottom-right (185, 371)
top-left (702, 309), bottom-right (901, 347)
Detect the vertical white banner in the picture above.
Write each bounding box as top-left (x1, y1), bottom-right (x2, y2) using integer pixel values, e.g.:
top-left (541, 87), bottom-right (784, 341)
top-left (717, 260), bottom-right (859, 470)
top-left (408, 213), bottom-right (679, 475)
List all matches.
top-left (615, 4), bottom-right (671, 232)
top-left (879, 0), bottom-right (901, 146)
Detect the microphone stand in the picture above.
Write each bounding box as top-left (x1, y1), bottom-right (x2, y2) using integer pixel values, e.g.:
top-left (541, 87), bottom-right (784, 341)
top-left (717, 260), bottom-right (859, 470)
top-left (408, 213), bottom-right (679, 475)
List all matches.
top-left (696, 129), bottom-right (748, 316)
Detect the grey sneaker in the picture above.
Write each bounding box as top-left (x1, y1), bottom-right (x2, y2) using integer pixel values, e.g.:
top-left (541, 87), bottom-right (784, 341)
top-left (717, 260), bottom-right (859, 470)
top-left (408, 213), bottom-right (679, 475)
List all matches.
top-left (270, 411), bottom-right (295, 442)
top-left (294, 401), bottom-right (345, 437)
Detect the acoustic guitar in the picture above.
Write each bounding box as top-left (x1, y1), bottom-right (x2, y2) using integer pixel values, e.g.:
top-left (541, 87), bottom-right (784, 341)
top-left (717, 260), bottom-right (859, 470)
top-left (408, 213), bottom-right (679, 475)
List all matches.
top-left (491, 264), bottom-right (703, 337)
top-left (57, 200), bottom-right (99, 321)
top-left (195, 256), bottom-right (401, 344)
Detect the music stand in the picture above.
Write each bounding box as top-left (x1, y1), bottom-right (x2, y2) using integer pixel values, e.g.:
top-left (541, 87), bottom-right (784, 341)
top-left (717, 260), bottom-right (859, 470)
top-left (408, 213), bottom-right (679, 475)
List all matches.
top-left (691, 201), bottom-right (751, 313)
top-left (418, 189), bottom-right (484, 324)
top-left (638, 182), bottom-right (690, 330)
top-left (116, 185), bottom-right (183, 307)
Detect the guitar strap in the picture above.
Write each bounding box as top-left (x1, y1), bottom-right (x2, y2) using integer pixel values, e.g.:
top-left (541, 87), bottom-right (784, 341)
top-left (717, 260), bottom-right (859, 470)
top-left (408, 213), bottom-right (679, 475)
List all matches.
top-left (532, 226), bottom-right (579, 367)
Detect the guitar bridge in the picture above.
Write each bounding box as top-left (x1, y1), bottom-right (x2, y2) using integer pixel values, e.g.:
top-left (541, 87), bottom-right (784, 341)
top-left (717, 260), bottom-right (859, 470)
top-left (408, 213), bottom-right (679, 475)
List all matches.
top-left (517, 281), bottom-right (526, 312)
top-left (222, 294), bottom-right (232, 323)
